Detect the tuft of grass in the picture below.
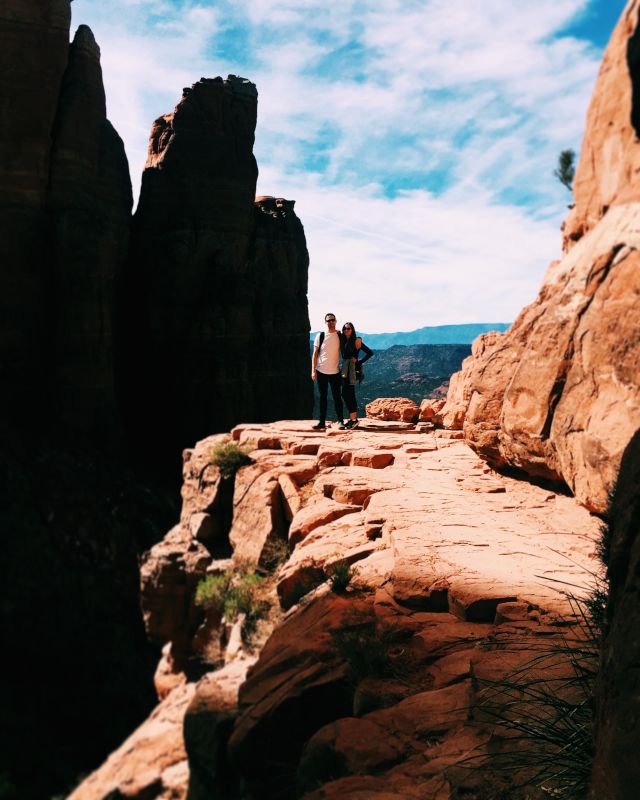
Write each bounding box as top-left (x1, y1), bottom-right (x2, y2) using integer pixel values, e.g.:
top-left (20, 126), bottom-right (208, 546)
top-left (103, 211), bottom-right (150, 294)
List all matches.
top-left (472, 584), bottom-right (606, 799)
top-left (328, 562), bottom-right (352, 593)
top-left (209, 439), bottom-right (254, 479)
top-left (195, 569), bottom-right (266, 640)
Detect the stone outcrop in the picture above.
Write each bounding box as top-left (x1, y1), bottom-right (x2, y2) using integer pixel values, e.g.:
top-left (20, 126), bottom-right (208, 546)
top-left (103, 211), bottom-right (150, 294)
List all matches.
top-left (439, 0), bottom-right (640, 513)
top-left (75, 418), bottom-right (602, 799)
top-left (123, 81), bottom-right (312, 461)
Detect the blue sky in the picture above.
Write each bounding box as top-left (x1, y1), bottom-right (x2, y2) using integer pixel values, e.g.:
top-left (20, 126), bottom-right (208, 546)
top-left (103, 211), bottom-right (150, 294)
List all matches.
top-left (72, 0), bottom-right (628, 332)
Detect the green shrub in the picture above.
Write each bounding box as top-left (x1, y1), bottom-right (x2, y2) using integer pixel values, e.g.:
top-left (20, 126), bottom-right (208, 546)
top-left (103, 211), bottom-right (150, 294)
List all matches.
top-left (328, 562), bottom-right (352, 593)
top-left (195, 570), bottom-right (266, 639)
top-left (209, 439), bottom-right (254, 478)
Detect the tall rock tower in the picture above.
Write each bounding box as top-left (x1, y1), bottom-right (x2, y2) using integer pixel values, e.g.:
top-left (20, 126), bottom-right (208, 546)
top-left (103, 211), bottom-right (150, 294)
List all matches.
top-left (123, 77), bottom-right (312, 462)
top-left (0, 1), bottom-right (132, 439)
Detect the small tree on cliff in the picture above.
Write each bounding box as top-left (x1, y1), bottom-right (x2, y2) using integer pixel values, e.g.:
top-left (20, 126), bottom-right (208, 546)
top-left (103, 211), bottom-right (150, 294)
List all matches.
top-left (554, 149), bottom-right (576, 191)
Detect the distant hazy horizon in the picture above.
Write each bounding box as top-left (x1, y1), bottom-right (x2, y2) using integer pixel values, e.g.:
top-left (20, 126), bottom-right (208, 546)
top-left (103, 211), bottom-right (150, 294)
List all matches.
top-left (310, 322), bottom-right (511, 348)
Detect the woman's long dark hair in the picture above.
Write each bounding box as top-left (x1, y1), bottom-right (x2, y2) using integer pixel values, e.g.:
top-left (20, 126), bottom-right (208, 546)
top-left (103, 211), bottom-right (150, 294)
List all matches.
top-left (341, 322), bottom-right (358, 358)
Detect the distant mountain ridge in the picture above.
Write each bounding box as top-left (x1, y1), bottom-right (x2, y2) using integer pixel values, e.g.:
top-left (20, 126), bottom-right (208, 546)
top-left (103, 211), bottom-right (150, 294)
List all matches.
top-left (310, 323), bottom-right (511, 349)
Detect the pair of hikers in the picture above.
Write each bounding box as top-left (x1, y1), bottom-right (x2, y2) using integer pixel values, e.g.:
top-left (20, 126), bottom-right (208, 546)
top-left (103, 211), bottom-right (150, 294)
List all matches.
top-left (311, 312), bottom-right (374, 431)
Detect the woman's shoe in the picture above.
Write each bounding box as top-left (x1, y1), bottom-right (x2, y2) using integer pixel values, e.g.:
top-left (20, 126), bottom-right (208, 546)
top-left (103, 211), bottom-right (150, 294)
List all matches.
top-left (312, 422), bottom-right (326, 431)
top-left (345, 419), bottom-right (358, 429)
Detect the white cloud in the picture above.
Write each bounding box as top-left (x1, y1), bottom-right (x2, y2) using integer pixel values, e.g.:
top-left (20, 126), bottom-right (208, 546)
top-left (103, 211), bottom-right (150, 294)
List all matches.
top-left (70, 0), bottom-right (611, 331)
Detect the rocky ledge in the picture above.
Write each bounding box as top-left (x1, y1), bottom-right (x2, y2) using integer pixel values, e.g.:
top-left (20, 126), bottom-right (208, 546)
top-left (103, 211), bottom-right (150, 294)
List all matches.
top-left (71, 412), bottom-right (601, 800)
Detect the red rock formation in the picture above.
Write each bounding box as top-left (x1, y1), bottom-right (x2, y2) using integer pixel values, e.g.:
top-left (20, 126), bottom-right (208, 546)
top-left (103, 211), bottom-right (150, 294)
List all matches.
top-left (563, 0), bottom-right (640, 250)
top-left (72, 418), bottom-right (604, 799)
top-left (439, 1), bottom-right (640, 512)
top-left (123, 83), bottom-right (312, 463)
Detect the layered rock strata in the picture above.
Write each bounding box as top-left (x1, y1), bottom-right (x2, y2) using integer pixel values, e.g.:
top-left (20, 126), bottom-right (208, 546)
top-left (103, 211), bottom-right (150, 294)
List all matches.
top-left (439, 0), bottom-right (640, 513)
top-left (123, 82), bottom-right (312, 460)
top-left (73, 419), bottom-right (601, 799)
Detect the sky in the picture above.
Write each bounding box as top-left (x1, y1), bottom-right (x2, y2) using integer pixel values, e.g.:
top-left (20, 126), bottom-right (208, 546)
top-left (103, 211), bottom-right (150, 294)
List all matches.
top-left (72, 0), bottom-right (628, 333)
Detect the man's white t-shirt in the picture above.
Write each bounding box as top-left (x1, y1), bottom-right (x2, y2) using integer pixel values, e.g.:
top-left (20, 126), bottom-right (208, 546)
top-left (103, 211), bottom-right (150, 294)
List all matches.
top-left (314, 330), bottom-right (341, 374)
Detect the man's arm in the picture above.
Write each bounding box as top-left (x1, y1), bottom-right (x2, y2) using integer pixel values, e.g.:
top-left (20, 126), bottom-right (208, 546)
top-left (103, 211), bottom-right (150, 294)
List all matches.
top-left (311, 344), bottom-right (319, 380)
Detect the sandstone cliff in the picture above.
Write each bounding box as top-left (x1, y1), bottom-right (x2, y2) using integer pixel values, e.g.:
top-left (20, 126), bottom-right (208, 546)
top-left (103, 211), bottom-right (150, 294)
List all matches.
top-left (123, 83), bottom-right (312, 463)
top-left (438, 0), bottom-right (640, 514)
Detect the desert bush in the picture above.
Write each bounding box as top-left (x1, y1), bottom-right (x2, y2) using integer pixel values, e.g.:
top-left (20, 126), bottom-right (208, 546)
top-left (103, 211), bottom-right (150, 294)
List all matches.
top-left (209, 439), bottom-right (254, 478)
top-left (195, 569), bottom-right (266, 638)
top-left (473, 584), bottom-right (605, 799)
top-left (328, 562), bottom-right (352, 592)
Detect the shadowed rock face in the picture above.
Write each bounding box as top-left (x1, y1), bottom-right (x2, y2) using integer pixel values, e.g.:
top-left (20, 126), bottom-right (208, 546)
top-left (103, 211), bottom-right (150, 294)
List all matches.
top-left (0, 4), bottom-right (132, 438)
top-left (439, 0), bottom-right (640, 514)
top-left (591, 429), bottom-right (640, 799)
top-left (48, 24), bottom-right (133, 435)
top-left (0, 0), bottom-right (72, 425)
top-left (123, 81), bottom-right (312, 462)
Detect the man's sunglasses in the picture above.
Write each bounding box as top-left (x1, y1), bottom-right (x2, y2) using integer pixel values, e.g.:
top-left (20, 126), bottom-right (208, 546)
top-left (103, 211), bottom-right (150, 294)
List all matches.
top-left (325, 317), bottom-right (336, 322)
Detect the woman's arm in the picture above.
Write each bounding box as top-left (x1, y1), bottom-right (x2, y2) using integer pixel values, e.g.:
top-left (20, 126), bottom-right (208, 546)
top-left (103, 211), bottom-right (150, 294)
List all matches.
top-left (357, 340), bottom-right (374, 364)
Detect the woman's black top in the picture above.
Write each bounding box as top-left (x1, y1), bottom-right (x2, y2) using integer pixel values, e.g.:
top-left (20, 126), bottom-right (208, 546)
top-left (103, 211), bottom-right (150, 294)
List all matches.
top-left (341, 335), bottom-right (374, 364)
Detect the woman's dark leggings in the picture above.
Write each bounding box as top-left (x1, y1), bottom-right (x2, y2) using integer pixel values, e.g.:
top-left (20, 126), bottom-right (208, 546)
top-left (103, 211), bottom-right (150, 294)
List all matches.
top-left (342, 379), bottom-right (358, 414)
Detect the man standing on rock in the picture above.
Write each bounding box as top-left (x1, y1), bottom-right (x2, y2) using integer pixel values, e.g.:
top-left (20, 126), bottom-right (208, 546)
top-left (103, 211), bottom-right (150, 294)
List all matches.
top-left (311, 313), bottom-right (345, 430)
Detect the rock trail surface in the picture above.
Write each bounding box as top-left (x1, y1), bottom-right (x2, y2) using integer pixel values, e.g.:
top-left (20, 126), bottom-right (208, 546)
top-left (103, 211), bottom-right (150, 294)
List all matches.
top-left (71, 417), bottom-right (601, 800)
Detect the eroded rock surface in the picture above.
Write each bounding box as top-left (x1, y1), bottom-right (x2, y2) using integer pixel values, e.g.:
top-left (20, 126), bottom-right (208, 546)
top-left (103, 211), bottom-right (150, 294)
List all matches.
top-left (76, 418), bottom-right (602, 799)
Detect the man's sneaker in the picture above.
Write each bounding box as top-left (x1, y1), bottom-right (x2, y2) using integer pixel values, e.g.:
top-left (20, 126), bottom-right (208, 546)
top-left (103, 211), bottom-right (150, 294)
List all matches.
top-left (312, 422), bottom-right (326, 431)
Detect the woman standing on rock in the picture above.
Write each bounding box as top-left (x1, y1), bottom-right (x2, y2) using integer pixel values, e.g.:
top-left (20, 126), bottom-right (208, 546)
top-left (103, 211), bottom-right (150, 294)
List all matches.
top-left (340, 322), bottom-right (373, 429)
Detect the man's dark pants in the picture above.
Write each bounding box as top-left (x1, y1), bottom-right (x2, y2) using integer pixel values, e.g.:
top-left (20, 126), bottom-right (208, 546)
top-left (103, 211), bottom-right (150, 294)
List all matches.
top-left (317, 370), bottom-right (343, 424)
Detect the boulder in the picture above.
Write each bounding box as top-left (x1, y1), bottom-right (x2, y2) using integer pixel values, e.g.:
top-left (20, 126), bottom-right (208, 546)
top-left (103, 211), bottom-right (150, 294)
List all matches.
top-left (366, 398), bottom-right (420, 423)
top-left (419, 398), bottom-right (445, 421)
